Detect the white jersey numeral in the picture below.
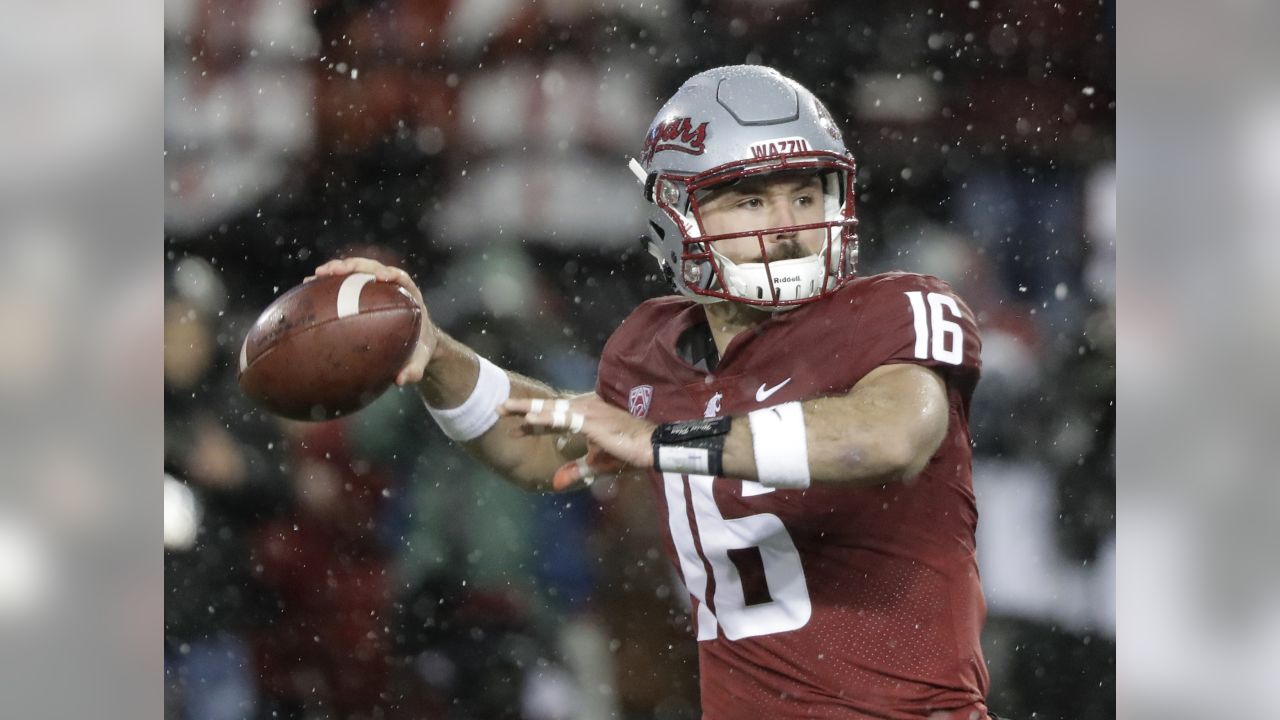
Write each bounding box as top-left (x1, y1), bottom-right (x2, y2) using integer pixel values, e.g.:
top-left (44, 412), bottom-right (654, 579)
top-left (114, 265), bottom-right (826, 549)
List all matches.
top-left (905, 290), bottom-right (964, 365)
top-left (663, 473), bottom-right (812, 641)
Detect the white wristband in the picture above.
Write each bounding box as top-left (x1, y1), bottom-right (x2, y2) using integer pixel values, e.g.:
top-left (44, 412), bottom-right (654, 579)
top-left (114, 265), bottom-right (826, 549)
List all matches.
top-left (747, 401), bottom-right (811, 489)
top-left (424, 355), bottom-right (511, 442)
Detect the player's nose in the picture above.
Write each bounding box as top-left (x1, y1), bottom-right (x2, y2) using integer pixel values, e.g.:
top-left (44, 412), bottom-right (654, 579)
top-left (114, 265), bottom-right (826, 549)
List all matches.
top-left (767, 198), bottom-right (799, 240)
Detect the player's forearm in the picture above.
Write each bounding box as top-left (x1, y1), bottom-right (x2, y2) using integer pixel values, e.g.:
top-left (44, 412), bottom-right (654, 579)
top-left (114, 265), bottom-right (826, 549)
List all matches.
top-left (720, 397), bottom-right (916, 486)
top-left (720, 368), bottom-right (948, 487)
top-left (417, 332), bottom-right (580, 491)
top-left (416, 331), bottom-right (484, 407)
top-left (462, 380), bottom-right (587, 492)
top-left (460, 418), bottom-right (572, 492)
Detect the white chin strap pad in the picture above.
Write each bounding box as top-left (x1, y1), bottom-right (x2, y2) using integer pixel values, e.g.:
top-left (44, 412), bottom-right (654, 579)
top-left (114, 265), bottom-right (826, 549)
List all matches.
top-left (715, 251), bottom-right (828, 306)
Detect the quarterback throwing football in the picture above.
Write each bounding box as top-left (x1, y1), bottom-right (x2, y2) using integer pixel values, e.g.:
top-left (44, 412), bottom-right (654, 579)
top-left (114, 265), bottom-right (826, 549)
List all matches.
top-left (316, 66), bottom-right (994, 720)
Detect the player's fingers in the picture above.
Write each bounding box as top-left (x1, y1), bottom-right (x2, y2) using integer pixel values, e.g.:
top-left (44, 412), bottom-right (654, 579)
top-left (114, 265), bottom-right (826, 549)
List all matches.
top-left (502, 417), bottom-right (559, 438)
top-left (315, 257), bottom-right (401, 283)
top-left (552, 457), bottom-right (592, 492)
top-left (500, 397), bottom-right (578, 417)
top-left (512, 398), bottom-right (587, 433)
top-left (584, 444), bottom-right (627, 474)
top-left (517, 416), bottom-right (585, 436)
top-left (387, 266), bottom-right (426, 305)
top-left (552, 447), bottom-right (628, 492)
top-left (505, 425), bottom-right (567, 439)
top-left (344, 258), bottom-right (394, 281)
top-left (328, 261), bottom-right (423, 302)
top-left (553, 457), bottom-right (620, 492)
top-left (497, 398), bottom-right (523, 416)
top-left (372, 266), bottom-right (402, 284)
top-left (313, 257), bottom-right (366, 276)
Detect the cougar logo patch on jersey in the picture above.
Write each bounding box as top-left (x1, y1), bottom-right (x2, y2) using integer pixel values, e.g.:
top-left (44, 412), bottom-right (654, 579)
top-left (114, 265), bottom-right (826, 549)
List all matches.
top-left (628, 384), bottom-right (654, 417)
top-left (703, 391), bottom-right (723, 418)
top-left (641, 117), bottom-right (709, 164)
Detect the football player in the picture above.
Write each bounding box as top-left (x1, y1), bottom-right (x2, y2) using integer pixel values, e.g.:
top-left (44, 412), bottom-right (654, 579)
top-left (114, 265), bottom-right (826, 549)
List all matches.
top-left (315, 65), bottom-right (994, 719)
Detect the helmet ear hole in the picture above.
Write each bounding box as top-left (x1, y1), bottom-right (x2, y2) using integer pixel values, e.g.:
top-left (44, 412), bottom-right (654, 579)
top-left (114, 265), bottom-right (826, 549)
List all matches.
top-left (682, 262), bottom-right (703, 286)
top-left (658, 181), bottom-right (681, 207)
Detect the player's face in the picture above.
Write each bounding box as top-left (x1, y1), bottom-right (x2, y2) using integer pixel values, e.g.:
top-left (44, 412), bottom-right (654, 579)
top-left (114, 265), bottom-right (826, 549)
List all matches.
top-left (697, 173), bottom-right (827, 264)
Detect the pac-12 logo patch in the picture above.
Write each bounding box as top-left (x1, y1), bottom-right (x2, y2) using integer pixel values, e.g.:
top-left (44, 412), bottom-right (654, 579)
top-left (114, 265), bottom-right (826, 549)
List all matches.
top-left (628, 385), bottom-right (654, 418)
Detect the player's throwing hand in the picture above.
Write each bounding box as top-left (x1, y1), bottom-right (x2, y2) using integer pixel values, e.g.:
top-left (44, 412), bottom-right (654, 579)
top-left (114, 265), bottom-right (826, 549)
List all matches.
top-left (311, 257), bottom-right (438, 386)
top-left (499, 395), bottom-right (655, 491)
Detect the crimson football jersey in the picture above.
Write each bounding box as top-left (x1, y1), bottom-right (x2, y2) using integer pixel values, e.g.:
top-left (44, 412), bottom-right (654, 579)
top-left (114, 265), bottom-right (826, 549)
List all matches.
top-left (596, 273), bottom-right (990, 720)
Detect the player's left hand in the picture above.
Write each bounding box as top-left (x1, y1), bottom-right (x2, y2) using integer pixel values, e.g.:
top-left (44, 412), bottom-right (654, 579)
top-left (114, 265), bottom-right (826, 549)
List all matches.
top-left (498, 395), bottom-right (654, 492)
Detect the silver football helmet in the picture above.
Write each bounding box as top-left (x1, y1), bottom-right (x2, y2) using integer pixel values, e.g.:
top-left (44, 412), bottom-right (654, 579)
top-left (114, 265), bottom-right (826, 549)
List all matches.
top-left (630, 65), bottom-right (858, 310)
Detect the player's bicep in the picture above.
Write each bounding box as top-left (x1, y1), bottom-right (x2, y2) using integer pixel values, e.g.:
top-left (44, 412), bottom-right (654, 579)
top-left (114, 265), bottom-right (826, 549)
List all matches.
top-left (847, 363), bottom-right (949, 474)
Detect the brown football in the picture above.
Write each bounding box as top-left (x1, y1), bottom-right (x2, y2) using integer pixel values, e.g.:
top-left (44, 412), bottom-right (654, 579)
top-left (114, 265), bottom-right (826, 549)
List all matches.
top-left (238, 273), bottom-right (421, 421)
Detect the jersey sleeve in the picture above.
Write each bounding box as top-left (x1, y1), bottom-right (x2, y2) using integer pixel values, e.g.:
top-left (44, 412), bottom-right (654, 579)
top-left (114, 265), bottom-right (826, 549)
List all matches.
top-left (853, 273), bottom-right (982, 401)
top-left (594, 335), bottom-right (627, 410)
top-left (594, 308), bottom-right (646, 412)
top-left (593, 296), bottom-right (685, 413)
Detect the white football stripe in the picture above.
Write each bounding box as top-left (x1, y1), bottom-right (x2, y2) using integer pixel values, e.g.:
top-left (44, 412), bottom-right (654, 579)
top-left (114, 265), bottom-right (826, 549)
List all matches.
top-left (239, 337), bottom-right (249, 372)
top-left (336, 273), bottom-right (376, 318)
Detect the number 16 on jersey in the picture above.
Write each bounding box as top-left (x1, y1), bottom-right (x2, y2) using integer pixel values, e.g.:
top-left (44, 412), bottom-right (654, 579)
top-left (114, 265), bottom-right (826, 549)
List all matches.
top-left (906, 290), bottom-right (964, 365)
top-left (662, 473), bottom-right (812, 641)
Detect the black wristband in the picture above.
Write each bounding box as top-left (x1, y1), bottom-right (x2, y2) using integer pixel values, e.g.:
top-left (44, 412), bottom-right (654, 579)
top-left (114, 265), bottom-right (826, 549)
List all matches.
top-left (651, 416), bottom-right (731, 477)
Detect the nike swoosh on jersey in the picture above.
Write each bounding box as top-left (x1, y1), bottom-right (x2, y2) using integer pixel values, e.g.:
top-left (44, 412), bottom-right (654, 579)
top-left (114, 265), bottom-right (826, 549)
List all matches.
top-left (755, 378), bottom-right (792, 402)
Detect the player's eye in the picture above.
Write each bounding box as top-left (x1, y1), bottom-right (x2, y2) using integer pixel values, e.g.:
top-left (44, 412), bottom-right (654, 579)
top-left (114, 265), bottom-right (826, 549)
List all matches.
top-left (795, 194), bottom-right (816, 207)
top-left (738, 197), bottom-right (764, 209)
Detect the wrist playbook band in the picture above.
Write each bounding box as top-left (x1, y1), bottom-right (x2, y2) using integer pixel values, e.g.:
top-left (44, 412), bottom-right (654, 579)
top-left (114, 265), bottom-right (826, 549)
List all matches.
top-left (651, 416), bottom-right (731, 477)
top-left (424, 355), bottom-right (511, 442)
top-left (747, 401), bottom-right (811, 489)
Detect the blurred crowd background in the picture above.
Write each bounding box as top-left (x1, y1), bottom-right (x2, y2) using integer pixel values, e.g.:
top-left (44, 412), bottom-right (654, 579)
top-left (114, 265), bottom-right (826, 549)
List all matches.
top-left (163, 1), bottom-right (1115, 719)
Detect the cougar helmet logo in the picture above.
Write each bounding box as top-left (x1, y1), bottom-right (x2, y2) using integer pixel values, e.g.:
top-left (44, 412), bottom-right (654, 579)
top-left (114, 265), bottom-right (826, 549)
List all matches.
top-left (641, 117), bottom-right (710, 164)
